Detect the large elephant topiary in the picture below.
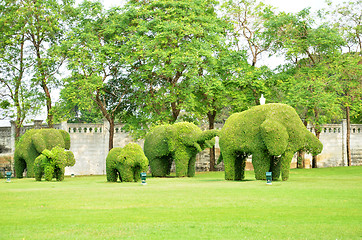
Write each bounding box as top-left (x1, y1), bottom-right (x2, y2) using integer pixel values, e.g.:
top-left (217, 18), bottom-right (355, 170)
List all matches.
top-left (106, 143), bottom-right (149, 182)
top-left (219, 103), bottom-right (323, 181)
top-left (14, 129), bottom-right (71, 178)
top-left (144, 122), bottom-right (218, 177)
top-left (34, 146), bottom-right (75, 181)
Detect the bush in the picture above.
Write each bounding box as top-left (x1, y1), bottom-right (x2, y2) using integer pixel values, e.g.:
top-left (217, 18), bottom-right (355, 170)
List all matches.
top-left (14, 129), bottom-right (71, 178)
top-left (144, 122), bottom-right (218, 177)
top-left (34, 146), bottom-right (76, 181)
top-left (106, 143), bottom-right (149, 182)
top-left (219, 103), bottom-right (323, 181)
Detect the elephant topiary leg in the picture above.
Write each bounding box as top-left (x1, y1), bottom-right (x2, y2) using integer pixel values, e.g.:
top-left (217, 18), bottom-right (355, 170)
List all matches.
top-left (280, 151), bottom-right (294, 181)
top-left (14, 157), bottom-right (26, 178)
top-left (174, 150), bottom-right (189, 177)
top-left (132, 165), bottom-right (142, 182)
top-left (224, 151), bottom-right (246, 180)
top-left (55, 167), bottom-right (65, 181)
top-left (118, 165), bottom-right (134, 182)
top-left (107, 168), bottom-right (119, 182)
top-left (252, 150), bottom-right (271, 180)
top-left (150, 156), bottom-right (170, 177)
top-left (44, 165), bottom-right (55, 181)
top-left (34, 155), bottom-right (46, 181)
top-left (270, 156), bottom-right (281, 181)
top-left (187, 155), bottom-right (196, 177)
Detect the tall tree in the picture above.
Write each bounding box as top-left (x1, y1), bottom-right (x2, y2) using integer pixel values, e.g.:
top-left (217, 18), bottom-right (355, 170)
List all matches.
top-left (265, 8), bottom-right (345, 167)
top-left (330, 53), bottom-right (362, 166)
top-left (326, 0), bottom-right (362, 166)
top-left (0, 0), bottom-right (41, 140)
top-left (122, 0), bottom-right (228, 124)
top-left (59, 1), bottom-right (132, 150)
top-left (20, 0), bottom-right (75, 128)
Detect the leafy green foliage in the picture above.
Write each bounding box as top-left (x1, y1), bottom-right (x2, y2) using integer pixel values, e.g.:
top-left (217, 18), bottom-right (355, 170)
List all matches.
top-left (14, 129), bottom-right (71, 178)
top-left (106, 143), bottom-right (149, 182)
top-left (34, 146), bottom-right (75, 181)
top-left (121, 0), bottom-right (229, 126)
top-left (219, 103), bottom-right (323, 181)
top-left (144, 122), bottom-right (218, 177)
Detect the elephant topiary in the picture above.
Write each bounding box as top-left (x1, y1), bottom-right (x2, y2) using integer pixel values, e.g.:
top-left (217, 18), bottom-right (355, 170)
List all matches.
top-left (14, 129), bottom-right (71, 178)
top-left (219, 103), bottom-right (323, 181)
top-left (34, 146), bottom-right (75, 181)
top-left (106, 143), bottom-right (149, 182)
top-left (144, 122), bottom-right (218, 177)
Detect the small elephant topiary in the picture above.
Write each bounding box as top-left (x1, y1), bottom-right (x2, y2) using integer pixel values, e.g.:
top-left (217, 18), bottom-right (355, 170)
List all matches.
top-left (14, 129), bottom-right (71, 178)
top-left (106, 143), bottom-right (149, 182)
top-left (144, 122), bottom-right (218, 177)
top-left (34, 146), bottom-right (76, 181)
top-left (219, 103), bottom-right (323, 181)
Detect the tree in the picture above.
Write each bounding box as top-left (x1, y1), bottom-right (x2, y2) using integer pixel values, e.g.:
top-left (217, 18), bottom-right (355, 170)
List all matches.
top-left (20, 0), bottom-right (75, 128)
top-left (221, 0), bottom-right (275, 106)
top-left (59, 1), bottom-right (133, 150)
top-left (326, 0), bottom-right (362, 166)
top-left (330, 53), bottom-right (362, 166)
top-left (222, 0), bottom-right (275, 67)
top-left (265, 8), bottom-right (345, 167)
top-left (0, 0), bottom-right (41, 140)
top-left (122, 0), bottom-right (228, 125)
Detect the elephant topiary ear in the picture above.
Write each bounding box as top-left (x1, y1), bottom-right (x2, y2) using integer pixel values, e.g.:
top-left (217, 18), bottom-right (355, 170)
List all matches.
top-left (32, 133), bottom-right (47, 153)
top-left (59, 130), bottom-right (71, 149)
top-left (260, 119), bottom-right (289, 156)
top-left (65, 151), bottom-right (76, 167)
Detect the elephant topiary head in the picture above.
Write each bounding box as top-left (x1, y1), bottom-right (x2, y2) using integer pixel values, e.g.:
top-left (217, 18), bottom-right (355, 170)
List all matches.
top-left (144, 122), bottom-right (218, 177)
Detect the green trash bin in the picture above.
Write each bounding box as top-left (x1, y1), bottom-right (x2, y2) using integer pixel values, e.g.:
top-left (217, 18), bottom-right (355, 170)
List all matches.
top-left (266, 172), bottom-right (272, 185)
top-left (140, 172), bottom-right (147, 185)
top-left (6, 171), bottom-right (12, 183)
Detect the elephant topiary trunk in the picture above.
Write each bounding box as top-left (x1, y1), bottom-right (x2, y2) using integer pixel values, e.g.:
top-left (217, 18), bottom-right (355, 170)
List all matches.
top-left (106, 143), bottom-right (149, 182)
top-left (14, 129), bottom-right (71, 178)
top-left (144, 122), bottom-right (218, 177)
top-left (219, 103), bottom-right (323, 181)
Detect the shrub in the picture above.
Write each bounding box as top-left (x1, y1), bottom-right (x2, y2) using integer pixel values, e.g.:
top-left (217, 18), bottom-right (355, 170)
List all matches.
top-left (106, 143), bottom-right (149, 182)
top-left (14, 129), bottom-right (71, 178)
top-left (34, 146), bottom-right (76, 181)
top-left (144, 122), bottom-right (218, 177)
top-left (219, 103), bottom-right (323, 181)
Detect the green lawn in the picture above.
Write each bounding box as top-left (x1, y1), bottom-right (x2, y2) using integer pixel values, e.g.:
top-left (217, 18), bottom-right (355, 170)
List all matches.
top-left (1, 167), bottom-right (361, 240)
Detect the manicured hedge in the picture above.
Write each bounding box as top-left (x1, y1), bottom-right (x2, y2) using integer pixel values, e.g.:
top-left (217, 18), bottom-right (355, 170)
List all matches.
top-left (34, 146), bottom-right (75, 181)
top-left (219, 103), bottom-right (323, 181)
top-left (106, 143), bottom-right (149, 182)
top-left (14, 129), bottom-right (71, 178)
top-left (144, 122), bottom-right (218, 177)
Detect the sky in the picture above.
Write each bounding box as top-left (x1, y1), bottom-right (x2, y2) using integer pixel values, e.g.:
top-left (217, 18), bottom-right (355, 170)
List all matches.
top-left (0, 0), bottom-right (348, 126)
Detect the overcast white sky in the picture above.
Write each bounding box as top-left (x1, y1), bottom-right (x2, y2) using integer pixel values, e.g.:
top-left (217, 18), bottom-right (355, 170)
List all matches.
top-left (0, 0), bottom-right (348, 126)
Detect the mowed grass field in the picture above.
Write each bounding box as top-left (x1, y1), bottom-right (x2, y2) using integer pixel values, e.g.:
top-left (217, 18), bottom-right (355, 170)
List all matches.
top-left (0, 166), bottom-right (361, 240)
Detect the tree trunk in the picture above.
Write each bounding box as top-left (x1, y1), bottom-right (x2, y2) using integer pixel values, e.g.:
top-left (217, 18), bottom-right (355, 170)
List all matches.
top-left (43, 84), bottom-right (53, 128)
top-left (35, 44), bottom-right (53, 128)
top-left (312, 129), bottom-right (321, 168)
top-left (207, 111), bottom-right (216, 171)
top-left (346, 106), bottom-right (351, 166)
top-left (297, 120), bottom-right (308, 168)
top-left (170, 101), bottom-right (180, 123)
top-left (108, 118), bottom-right (115, 151)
